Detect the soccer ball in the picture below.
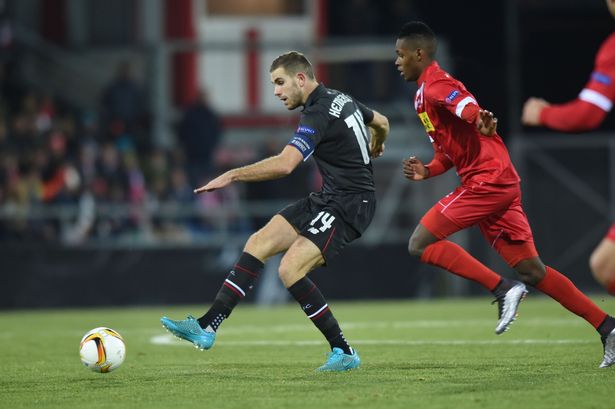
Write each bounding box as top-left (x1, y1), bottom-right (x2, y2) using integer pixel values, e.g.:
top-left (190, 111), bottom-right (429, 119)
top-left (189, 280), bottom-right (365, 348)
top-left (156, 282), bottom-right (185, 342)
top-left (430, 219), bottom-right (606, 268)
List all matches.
top-left (79, 327), bottom-right (126, 373)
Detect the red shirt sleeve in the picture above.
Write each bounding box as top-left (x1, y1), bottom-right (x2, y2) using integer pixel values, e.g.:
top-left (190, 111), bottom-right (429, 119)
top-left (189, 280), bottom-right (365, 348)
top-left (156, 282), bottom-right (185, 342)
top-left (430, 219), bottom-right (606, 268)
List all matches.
top-left (540, 100), bottom-right (607, 132)
top-left (427, 79), bottom-right (481, 125)
top-left (540, 33), bottom-right (615, 132)
top-left (425, 149), bottom-right (454, 178)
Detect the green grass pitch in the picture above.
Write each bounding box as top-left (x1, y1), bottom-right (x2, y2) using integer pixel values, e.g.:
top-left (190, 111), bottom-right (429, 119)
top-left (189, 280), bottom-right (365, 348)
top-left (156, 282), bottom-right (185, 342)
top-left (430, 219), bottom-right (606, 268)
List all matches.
top-left (2, 296), bottom-right (615, 409)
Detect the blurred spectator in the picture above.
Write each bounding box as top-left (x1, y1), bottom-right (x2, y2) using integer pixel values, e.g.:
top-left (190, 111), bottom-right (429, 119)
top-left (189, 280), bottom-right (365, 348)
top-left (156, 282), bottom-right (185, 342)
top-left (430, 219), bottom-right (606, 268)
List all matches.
top-left (0, 84), bottom-right (272, 245)
top-left (0, 1), bottom-right (13, 52)
top-left (100, 61), bottom-right (147, 146)
top-left (169, 166), bottom-right (192, 204)
top-left (97, 141), bottom-right (126, 193)
top-left (145, 148), bottom-right (170, 199)
top-left (62, 187), bottom-right (95, 245)
top-left (77, 140), bottom-right (98, 186)
top-left (194, 176), bottom-right (247, 234)
top-left (40, 130), bottom-right (68, 203)
top-left (177, 90), bottom-right (223, 188)
top-left (123, 151), bottom-right (146, 206)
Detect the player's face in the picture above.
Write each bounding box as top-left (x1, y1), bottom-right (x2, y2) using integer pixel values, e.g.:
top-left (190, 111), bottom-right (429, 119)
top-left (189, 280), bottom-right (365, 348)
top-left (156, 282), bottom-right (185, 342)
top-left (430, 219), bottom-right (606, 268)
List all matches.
top-left (608, 0), bottom-right (615, 19)
top-left (270, 68), bottom-right (303, 110)
top-left (395, 38), bottom-right (423, 82)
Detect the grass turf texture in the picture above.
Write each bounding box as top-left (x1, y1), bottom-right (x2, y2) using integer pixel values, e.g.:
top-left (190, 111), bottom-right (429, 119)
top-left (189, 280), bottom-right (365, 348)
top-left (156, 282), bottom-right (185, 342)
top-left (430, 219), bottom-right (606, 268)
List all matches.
top-left (2, 297), bottom-right (615, 409)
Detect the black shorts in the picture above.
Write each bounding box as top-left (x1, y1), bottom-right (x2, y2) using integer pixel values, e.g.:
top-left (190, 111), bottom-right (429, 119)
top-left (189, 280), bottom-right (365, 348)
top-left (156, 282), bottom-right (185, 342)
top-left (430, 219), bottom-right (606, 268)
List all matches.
top-left (278, 191), bottom-right (376, 262)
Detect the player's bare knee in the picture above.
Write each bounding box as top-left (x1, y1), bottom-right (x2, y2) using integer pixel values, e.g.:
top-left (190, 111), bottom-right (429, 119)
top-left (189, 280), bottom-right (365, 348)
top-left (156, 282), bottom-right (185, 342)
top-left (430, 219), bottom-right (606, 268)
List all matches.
top-left (278, 261), bottom-right (301, 287)
top-left (592, 270), bottom-right (609, 288)
top-left (245, 230), bottom-right (263, 249)
top-left (589, 250), bottom-right (604, 276)
top-left (589, 259), bottom-right (602, 284)
top-left (589, 252), bottom-right (609, 286)
top-left (245, 229), bottom-right (276, 255)
top-left (277, 263), bottom-right (291, 285)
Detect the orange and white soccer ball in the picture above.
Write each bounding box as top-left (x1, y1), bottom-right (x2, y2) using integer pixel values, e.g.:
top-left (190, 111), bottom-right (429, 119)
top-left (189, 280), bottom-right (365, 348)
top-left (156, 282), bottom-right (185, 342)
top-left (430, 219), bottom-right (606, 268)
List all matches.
top-left (79, 327), bottom-right (126, 373)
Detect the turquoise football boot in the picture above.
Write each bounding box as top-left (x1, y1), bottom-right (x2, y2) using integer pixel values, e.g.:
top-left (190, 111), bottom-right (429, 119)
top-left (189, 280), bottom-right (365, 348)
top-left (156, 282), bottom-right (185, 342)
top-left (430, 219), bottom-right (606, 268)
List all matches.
top-left (160, 315), bottom-right (216, 350)
top-left (316, 347), bottom-right (361, 372)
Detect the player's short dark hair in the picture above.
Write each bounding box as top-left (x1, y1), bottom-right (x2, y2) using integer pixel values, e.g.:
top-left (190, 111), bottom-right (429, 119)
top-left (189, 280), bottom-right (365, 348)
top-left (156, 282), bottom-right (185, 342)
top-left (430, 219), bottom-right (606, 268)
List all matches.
top-left (269, 51), bottom-right (315, 80)
top-left (397, 21), bottom-right (437, 58)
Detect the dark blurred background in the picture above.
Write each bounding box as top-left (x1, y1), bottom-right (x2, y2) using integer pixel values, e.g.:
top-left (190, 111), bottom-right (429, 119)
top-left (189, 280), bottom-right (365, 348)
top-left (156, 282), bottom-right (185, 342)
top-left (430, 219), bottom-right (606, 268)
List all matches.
top-left (1, 0), bottom-right (613, 308)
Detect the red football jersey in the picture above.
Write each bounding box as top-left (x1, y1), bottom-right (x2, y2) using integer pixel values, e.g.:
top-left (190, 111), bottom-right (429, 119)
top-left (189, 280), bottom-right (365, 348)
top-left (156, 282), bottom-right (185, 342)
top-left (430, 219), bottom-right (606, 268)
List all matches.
top-left (540, 32), bottom-right (615, 131)
top-left (414, 61), bottom-right (520, 186)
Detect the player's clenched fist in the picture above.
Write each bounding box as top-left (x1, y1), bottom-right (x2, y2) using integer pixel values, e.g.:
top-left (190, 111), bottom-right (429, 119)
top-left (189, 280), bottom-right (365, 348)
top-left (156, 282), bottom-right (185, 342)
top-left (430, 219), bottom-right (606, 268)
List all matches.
top-left (521, 97), bottom-right (550, 126)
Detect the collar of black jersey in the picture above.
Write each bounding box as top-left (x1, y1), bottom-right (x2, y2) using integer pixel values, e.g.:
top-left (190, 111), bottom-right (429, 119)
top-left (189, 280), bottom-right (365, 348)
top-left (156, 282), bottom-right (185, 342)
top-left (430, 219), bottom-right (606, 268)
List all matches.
top-left (302, 83), bottom-right (327, 111)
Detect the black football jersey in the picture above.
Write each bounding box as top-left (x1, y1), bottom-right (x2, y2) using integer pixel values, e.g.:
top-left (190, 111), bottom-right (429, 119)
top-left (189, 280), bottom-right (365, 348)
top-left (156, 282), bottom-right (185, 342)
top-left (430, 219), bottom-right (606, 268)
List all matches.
top-left (287, 84), bottom-right (375, 194)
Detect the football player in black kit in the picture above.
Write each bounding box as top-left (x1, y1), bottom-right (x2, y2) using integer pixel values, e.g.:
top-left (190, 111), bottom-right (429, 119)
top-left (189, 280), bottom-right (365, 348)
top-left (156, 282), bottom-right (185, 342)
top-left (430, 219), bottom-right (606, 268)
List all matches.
top-left (161, 51), bottom-right (389, 371)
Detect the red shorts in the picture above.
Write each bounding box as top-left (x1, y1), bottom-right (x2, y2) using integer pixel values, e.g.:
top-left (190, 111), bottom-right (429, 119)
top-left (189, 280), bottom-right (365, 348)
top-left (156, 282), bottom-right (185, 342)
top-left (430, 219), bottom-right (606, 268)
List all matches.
top-left (420, 183), bottom-right (538, 267)
top-left (607, 224), bottom-right (615, 242)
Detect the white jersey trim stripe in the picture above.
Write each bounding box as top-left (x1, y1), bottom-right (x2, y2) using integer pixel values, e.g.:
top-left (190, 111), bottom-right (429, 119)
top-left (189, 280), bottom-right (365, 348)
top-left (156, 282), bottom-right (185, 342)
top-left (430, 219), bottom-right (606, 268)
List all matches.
top-left (455, 96), bottom-right (477, 118)
top-left (225, 279), bottom-right (246, 296)
top-left (579, 88), bottom-right (612, 112)
top-left (307, 304), bottom-right (329, 319)
top-left (491, 229), bottom-right (504, 248)
top-left (440, 189), bottom-right (467, 214)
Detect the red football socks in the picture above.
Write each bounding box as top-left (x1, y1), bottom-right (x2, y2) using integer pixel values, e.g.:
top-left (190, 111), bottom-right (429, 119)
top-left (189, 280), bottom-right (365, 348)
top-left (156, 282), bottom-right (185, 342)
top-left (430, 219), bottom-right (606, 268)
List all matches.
top-left (421, 240), bottom-right (501, 291)
top-left (535, 266), bottom-right (607, 329)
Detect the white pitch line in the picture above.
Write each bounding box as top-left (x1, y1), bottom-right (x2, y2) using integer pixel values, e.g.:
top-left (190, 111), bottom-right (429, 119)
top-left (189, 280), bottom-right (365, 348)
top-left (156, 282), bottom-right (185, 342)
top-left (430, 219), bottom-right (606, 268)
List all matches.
top-left (150, 334), bottom-right (594, 347)
top-left (166, 318), bottom-right (584, 336)
top-left (26, 318), bottom-right (583, 339)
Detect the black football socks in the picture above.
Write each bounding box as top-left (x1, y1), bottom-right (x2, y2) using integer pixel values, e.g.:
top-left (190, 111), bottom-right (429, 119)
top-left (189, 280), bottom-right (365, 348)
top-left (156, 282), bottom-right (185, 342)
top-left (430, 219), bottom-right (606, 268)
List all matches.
top-left (492, 277), bottom-right (514, 298)
top-left (288, 276), bottom-right (353, 355)
top-left (598, 315), bottom-right (615, 339)
top-left (198, 252), bottom-right (264, 332)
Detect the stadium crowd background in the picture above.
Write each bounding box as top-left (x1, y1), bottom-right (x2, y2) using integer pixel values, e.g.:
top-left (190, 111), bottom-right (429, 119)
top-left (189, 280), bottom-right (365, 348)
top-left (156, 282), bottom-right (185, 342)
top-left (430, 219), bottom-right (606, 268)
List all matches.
top-left (0, 64), bottom-right (316, 244)
top-left (1, 0), bottom-right (614, 306)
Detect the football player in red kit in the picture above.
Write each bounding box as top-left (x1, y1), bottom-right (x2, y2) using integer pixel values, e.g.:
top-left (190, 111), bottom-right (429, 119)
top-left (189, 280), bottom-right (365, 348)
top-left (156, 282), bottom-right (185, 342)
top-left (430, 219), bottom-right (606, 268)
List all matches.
top-left (522, 0), bottom-right (615, 296)
top-left (397, 21), bottom-right (615, 368)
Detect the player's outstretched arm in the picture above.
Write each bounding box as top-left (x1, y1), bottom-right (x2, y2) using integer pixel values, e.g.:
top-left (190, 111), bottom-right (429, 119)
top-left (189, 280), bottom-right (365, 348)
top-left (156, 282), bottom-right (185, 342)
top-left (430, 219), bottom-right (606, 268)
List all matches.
top-left (194, 145), bottom-right (303, 193)
top-left (522, 96), bottom-right (607, 132)
top-left (402, 156), bottom-right (429, 181)
top-left (368, 110), bottom-right (389, 158)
